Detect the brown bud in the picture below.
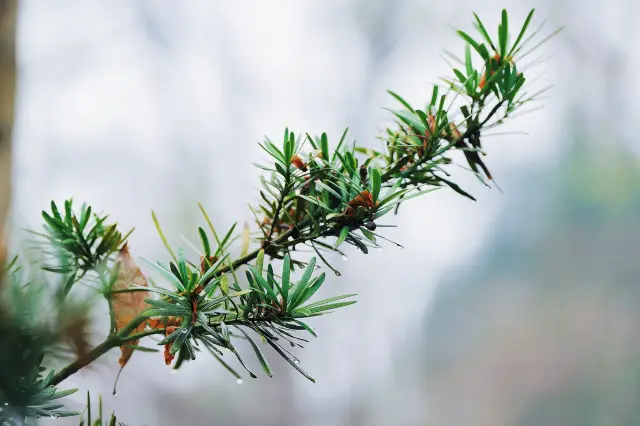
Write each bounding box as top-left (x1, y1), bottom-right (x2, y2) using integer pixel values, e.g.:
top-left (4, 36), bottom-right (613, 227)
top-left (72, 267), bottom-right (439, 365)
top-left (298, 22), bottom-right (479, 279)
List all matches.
top-left (344, 190), bottom-right (377, 217)
top-left (449, 122), bottom-right (462, 140)
top-left (425, 113), bottom-right (437, 137)
top-left (291, 154), bottom-right (307, 171)
top-left (164, 326), bottom-right (179, 365)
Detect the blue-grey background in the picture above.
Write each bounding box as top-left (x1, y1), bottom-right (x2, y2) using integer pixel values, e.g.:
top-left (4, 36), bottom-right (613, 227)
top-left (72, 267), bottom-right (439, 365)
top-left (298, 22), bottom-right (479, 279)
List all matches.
top-left (7, 1), bottom-right (639, 425)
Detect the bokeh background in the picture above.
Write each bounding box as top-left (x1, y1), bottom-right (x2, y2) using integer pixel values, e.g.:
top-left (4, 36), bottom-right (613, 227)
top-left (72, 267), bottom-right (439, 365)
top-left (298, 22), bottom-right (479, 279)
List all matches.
top-left (5, 0), bottom-right (639, 425)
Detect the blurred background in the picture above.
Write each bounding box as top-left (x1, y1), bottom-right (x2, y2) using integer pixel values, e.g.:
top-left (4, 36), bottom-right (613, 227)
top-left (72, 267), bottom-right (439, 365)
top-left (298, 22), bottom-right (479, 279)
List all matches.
top-left (4, 0), bottom-right (639, 425)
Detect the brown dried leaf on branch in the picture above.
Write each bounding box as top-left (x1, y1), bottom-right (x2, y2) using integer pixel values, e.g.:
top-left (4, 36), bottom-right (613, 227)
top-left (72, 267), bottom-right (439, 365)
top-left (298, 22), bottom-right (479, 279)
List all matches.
top-left (344, 190), bottom-right (378, 217)
top-left (162, 325), bottom-right (179, 365)
top-left (148, 317), bottom-right (182, 366)
top-left (112, 243), bottom-right (149, 366)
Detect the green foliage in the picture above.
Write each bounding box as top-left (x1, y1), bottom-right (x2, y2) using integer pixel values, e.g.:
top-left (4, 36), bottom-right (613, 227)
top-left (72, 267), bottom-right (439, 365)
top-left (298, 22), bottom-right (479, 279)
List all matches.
top-left (32, 200), bottom-right (131, 299)
top-left (0, 352), bottom-right (79, 424)
top-left (0, 8), bottom-right (558, 425)
top-left (246, 10), bottom-right (558, 270)
top-left (77, 392), bottom-right (128, 426)
top-left (131, 245), bottom-right (353, 382)
top-left (0, 265), bottom-right (80, 425)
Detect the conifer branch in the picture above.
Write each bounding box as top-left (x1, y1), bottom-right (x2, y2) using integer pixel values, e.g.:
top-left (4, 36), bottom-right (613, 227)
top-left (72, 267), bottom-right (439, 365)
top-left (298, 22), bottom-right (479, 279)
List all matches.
top-left (0, 9), bottom-right (561, 425)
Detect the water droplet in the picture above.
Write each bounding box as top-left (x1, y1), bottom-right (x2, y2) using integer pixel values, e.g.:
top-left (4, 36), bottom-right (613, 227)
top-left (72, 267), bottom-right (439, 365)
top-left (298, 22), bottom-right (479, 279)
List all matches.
top-left (113, 392), bottom-right (117, 397)
top-left (236, 378), bottom-right (244, 385)
top-left (293, 359), bottom-right (300, 365)
top-left (334, 271), bottom-right (341, 277)
top-left (170, 369), bottom-right (178, 375)
top-left (3, 402), bottom-right (8, 406)
top-left (341, 255), bottom-right (348, 261)
top-left (376, 247), bottom-right (383, 252)
top-left (50, 415), bottom-right (58, 419)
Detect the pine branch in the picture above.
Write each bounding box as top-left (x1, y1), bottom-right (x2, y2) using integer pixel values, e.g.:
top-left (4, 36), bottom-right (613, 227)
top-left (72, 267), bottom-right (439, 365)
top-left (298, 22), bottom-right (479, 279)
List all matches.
top-left (46, 6), bottom-right (558, 389)
top-left (0, 8), bottom-right (562, 424)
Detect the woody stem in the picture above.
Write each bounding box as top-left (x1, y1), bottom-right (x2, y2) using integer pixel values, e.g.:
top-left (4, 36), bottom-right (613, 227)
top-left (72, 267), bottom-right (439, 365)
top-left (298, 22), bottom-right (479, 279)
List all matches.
top-left (49, 336), bottom-right (123, 387)
top-left (49, 314), bottom-right (285, 386)
top-left (49, 314), bottom-right (149, 386)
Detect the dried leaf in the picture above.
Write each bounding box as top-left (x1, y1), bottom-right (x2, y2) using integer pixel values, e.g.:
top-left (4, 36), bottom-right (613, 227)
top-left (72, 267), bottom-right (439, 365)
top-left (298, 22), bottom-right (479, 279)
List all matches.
top-left (112, 243), bottom-right (149, 366)
top-left (163, 326), bottom-right (179, 365)
top-left (147, 316), bottom-right (181, 330)
top-left (425, 113), bottom-right (437, 137)
top-left (148, 316), bottom-right (182, 366)
top-left (200, 255), bottom-right (218, 274)
top-left (344, 190), bottom-right (378, 217)
top-left (479, 73), bottom-right (487, 90)
top-left (449, 122), bottom-right (462, 140)
top-left (290, 154), bottom-right (307, 171)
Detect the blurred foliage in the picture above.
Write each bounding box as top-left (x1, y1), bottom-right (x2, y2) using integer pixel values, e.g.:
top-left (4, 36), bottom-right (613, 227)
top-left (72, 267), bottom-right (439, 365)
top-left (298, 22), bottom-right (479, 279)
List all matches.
top-left (31, 200), bottom-right (131, 300)
top-left (77, 392), bottom-right (130, 426)
top-left (421, 135), bottom-right (640, 425)
top-left (0, 259), bottom-right (83, 424)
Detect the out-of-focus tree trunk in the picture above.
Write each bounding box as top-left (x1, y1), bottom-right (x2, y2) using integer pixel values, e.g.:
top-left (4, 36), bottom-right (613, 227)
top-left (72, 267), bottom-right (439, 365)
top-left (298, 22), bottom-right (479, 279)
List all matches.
top-left (0, 0), bottom-right (16, 244)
